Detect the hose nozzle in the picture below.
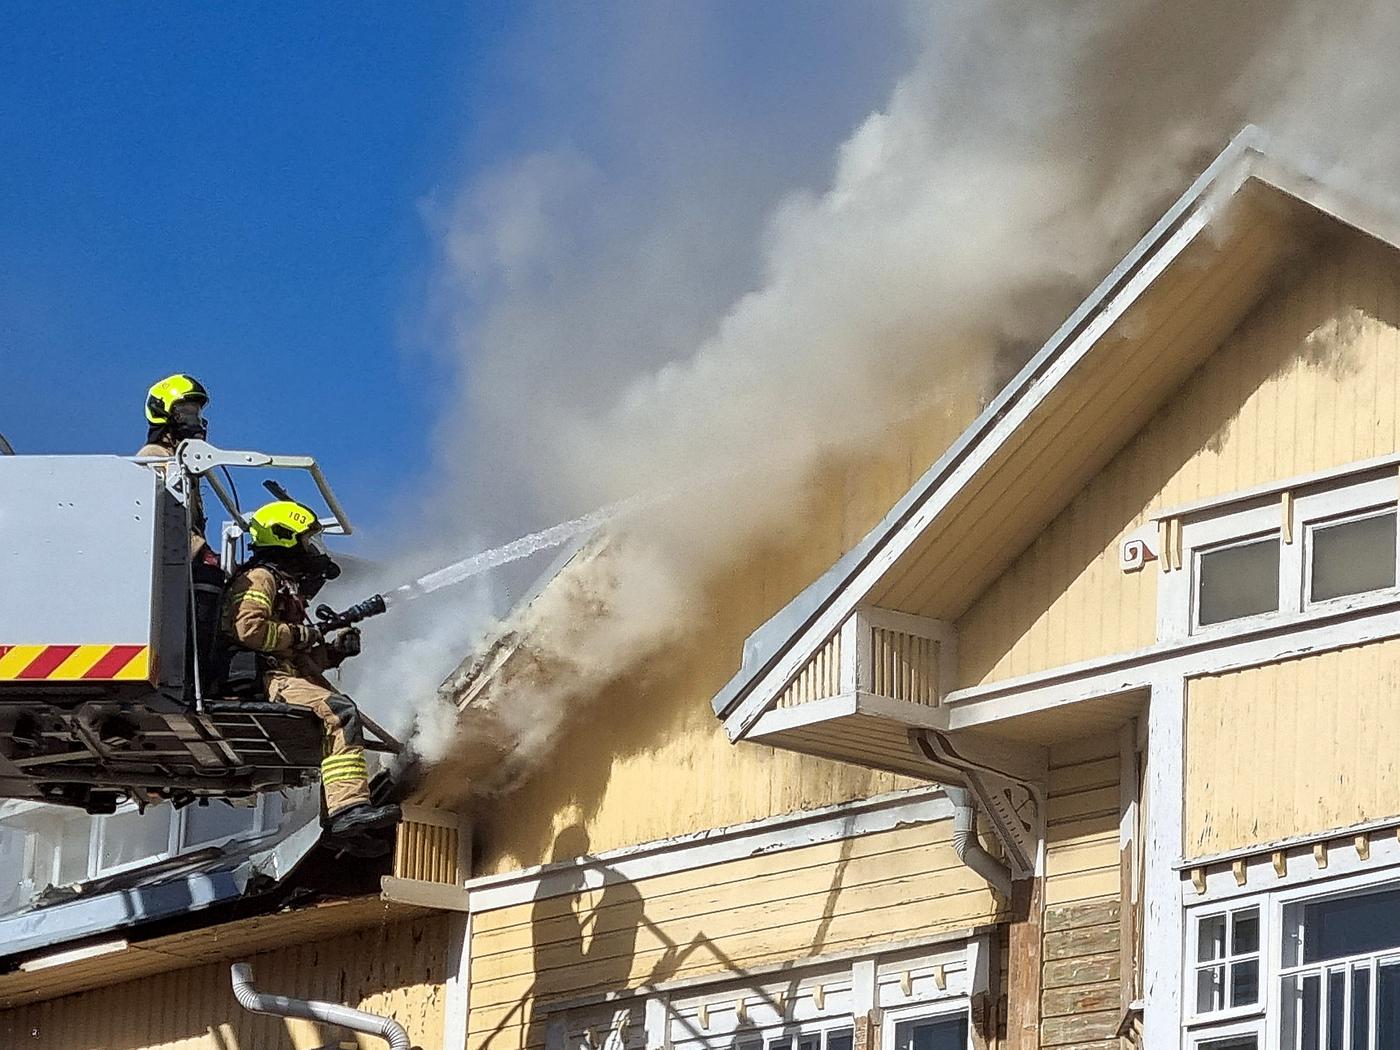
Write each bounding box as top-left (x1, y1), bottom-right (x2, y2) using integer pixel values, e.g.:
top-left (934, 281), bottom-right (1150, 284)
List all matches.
top-left (315, 593), bottom-right (388, 631)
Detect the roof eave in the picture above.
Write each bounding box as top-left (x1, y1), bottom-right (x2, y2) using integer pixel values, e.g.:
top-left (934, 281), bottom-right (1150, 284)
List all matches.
top-left (712, 125), bottom-right (1400, 736)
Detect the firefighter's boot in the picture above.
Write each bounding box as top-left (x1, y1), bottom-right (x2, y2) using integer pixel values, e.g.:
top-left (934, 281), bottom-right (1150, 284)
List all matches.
top-left (327, 800), bottom-right (401, 839)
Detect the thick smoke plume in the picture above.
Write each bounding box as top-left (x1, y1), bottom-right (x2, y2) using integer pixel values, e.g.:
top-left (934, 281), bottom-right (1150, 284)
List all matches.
top-left (358, 2), bottom-right (1400, 782)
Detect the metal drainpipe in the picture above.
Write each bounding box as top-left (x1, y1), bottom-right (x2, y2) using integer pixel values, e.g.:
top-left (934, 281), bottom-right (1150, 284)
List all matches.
top-left (944, 785), bottom-right (1013, 900)
top-left (230, 962), bottom-right (412, 1050)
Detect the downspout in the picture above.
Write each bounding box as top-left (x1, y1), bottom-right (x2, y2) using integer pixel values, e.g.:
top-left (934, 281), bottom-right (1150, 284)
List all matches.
top-left (230, 962), bottom-right (412, 1050)
top-left (945, 785), bottom-right (1013, 900)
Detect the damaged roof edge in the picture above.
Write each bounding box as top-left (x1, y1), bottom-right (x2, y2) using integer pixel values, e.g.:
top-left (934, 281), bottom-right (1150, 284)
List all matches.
top-left (710, 124), bottom-right (1297, 722)
top-left (437, 526), bottom-right (605, 705)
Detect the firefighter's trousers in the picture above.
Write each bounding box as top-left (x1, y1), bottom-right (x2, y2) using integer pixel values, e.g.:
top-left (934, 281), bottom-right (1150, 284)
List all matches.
top-left (267, 675), bottom-right (371, 816)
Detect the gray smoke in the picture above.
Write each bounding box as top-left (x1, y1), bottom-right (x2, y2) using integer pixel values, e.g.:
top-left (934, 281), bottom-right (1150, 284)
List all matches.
top-left (358, 1), bottom-right (1400, 774)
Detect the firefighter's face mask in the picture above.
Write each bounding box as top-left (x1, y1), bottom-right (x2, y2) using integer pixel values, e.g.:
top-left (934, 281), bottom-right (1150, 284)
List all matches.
top-left (169, 400), bottom-right (208, 441)
top-left (298, 532), bottom-right (342, 595)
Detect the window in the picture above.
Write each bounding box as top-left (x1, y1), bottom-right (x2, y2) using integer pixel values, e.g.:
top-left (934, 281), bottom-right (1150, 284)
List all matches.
top-left (1161, 470), bottom-right (1400, 640)
top-left (735, 1028), bottom-right (854, 1050)
top-left (891, 1013), bottom-right (967, 1050)
top-left (1185, 875), bottom-right (1400, 1050)
top-left (1279, 884), bottom-right (1400, 1050)
top-left (1195, 1033), bottom-right (1259, 1049)
top-left (1198, 537), bottom-right (1282, 626)
top-left (93, 804), bottom-right (175, 875)
top-left (663, 948), bottom-right (972, 1050)
top-left (1307, 510), bottom-right (1398, 603)
top-left (1194, 906), bottom-right (1262, 1016)
top-left (0, 788), bottom-right (314, 915)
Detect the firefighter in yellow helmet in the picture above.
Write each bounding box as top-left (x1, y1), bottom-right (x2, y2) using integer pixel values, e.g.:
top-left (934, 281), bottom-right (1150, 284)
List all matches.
top-left (139, 374), bottom-right (225, 694)
top-left (219, 500), bottom-right (400, 839)
top-left (139, 373), bottom-right (210, 456)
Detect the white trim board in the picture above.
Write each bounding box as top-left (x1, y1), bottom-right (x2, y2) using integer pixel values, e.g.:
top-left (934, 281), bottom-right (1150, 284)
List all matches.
top-left (1147, 451), bottom-right (1400, 525)
top-left (945, 593), bottom-right (1400, 730)
top-left (464, 786), bottom-right (950, 913)
top-left (1178, 813), bottom-right (1400, 872)
top-left (1184, 836), bottom-right (1400, 906)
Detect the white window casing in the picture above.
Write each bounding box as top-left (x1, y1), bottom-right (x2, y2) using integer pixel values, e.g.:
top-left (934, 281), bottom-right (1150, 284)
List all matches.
top-left (543, 941), bottom-right (977, 1050)
top-left (1156, 470), bottom-right (1400, 643)
top-left (1182, 861), bottom-right (1400, 1050)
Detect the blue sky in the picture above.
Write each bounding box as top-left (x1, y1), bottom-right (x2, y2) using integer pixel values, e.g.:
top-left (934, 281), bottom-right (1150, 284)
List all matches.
top-left (0, 3), bottom-right (907, 552)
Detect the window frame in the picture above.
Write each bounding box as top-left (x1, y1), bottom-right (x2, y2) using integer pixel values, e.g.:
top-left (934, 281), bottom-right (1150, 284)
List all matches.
top-left (1162, 472), bottom-right (1400, 642)
top-left (1296, 478), bottom-right (1400, 612)
top-left (1190, 528), bottom-right (1287, 635)
top-left (879, 997), bottom-right (972, 1050)
top-left (1185, 902), bottom-right (1266, 1026)
top-left (740, 1018), bottom-right (859, 1050)
top-left (1188, 1016), bottom-right (1263, 1049)
top-left (1184, 867), bottom-right (1400, 1050)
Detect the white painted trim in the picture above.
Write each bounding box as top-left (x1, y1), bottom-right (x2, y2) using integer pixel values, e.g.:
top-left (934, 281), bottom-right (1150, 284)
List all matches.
top-left (379, 875), bottom-right (471, 912)
top-left (852, 958), bottom-right (877, 1019)
top-left (1143, 677), bottom-right (1185, 1050)
top-left (1179, 813), bottom-right (1400, 872)
top-left (1149, 452), bottom-right (1400, 525)
top-left (726, 200), bottom-right (1219, 743)
top-left (839, 615), bottom-right (859, 695)
top-left (945, 595), bottom-right (1400, 730)
top-left (442, 911), bottom-right (472, 1050)
top-left (1184, 833), bottom-right (1400, 905)
top-left (18, 939), bottom-right (128, 972)
top-left (856, 606), bottom-right (952, 638)
top-left (464, 787), bottom-right (951, 912)
top-left (747, 690), bottom-right (955, 744)
top-left (645, 995), bottom-right (670, 1050)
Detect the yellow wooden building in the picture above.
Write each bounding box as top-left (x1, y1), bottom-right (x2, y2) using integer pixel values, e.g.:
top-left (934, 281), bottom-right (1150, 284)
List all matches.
top-left (5, 126), bottom-right (1400, 1050)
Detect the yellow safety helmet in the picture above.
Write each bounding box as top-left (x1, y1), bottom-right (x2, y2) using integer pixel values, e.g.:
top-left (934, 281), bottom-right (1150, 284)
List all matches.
top-left (145, 373), bottom-right (209, 425)
top-left (247, 501), bottom-right (321, 549)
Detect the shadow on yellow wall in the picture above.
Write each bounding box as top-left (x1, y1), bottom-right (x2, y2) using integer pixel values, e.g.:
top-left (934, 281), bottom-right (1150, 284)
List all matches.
top-left (476, 825), bottom-right (859, 1050)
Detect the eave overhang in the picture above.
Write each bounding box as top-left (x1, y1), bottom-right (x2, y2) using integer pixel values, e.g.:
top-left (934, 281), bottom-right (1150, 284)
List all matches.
top-left (713, 125), bottom-right (1400, 764)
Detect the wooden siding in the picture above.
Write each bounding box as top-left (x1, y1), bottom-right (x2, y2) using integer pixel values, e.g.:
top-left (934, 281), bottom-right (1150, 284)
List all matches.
top-left (1035, 734), bottom-right (1123, 1049)
top-left (1044, 734), bottom-right (1121, 908)
top-left (466, 817), bottom-right (1005, 1050)
top-left (956, 237), bottom-right (1400, 687)
top-left (1040, 898), bottom-right (1121, 1050)
top-left (1185, 639), bottom-right (1400, 859)
top-left (0, 916), bottom-right (450, 1050)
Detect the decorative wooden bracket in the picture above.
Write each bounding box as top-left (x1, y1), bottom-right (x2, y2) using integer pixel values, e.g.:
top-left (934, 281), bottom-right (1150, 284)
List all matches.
top-left (1120, 526), bottom-right (1159, 573)
top-left (910, 728), bottom-right (1047, 879)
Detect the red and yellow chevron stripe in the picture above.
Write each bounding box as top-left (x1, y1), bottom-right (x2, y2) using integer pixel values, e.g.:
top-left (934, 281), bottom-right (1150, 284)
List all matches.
top-left (0, 645), bottom-right (150, 682)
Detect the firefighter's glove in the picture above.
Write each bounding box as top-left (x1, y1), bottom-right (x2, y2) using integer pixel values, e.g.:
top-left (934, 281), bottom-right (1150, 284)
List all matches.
top-left (291, 624), bottom-right (325, 651)
top-left (327, 627), bottom-right (362, 662)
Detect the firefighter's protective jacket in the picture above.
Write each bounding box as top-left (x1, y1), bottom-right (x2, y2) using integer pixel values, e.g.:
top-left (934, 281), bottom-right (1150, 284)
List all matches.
top-left (221, 564), bottom-right (346, 685)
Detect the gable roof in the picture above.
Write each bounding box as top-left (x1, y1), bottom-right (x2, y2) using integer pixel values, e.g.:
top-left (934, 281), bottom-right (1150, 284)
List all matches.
top-left (712, 126), bottom-right (1400, 740)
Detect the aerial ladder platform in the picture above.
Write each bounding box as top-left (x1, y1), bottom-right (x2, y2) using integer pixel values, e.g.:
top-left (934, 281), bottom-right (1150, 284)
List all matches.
top-left (0, 440), bottom-right (395, 814)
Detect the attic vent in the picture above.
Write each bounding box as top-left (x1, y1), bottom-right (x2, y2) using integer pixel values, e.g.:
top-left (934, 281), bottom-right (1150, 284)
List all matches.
top-left (773, 608), bottom-right (956, 712)
top-left (392, 806), bottom-right (468, 885)
top-left (869, 626), bottom-right (940, 706)
top-left (776, 632), bottom-right (841, 709)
